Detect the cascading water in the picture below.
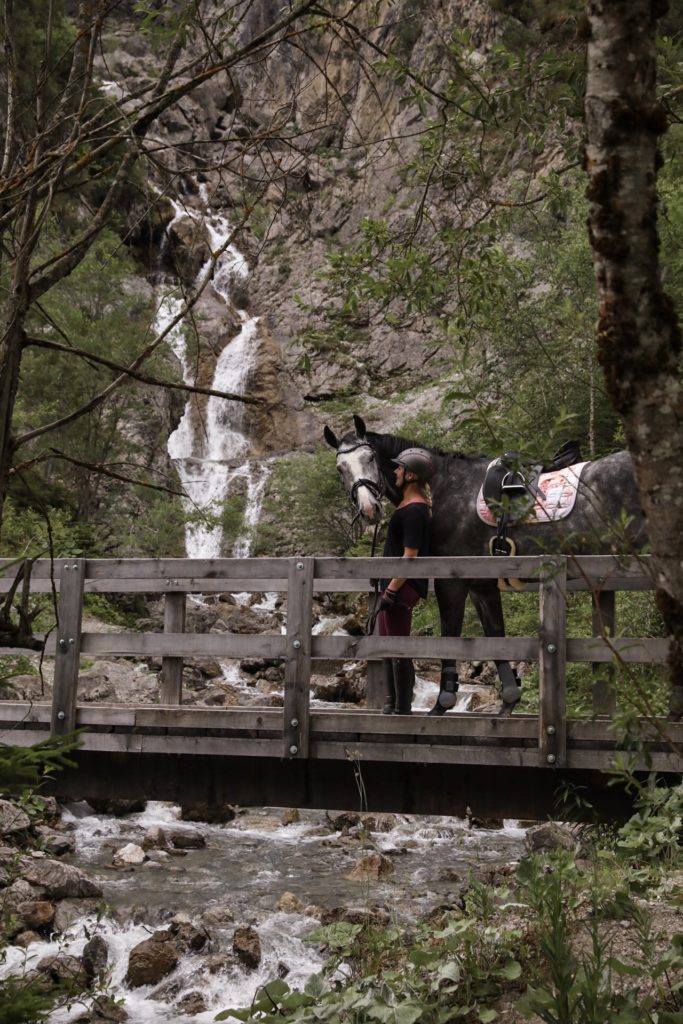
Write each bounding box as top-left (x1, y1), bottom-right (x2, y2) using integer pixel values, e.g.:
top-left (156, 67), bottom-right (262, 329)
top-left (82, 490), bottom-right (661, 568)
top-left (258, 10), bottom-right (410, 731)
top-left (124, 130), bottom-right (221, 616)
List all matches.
top-left (162, 197), bottom-right (269, 560)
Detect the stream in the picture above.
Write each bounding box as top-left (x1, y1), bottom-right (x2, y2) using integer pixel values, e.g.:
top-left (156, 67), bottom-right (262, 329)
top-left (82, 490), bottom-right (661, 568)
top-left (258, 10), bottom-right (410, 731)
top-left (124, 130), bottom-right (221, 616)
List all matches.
top-left (2, 802), bottom-right (527, 1023)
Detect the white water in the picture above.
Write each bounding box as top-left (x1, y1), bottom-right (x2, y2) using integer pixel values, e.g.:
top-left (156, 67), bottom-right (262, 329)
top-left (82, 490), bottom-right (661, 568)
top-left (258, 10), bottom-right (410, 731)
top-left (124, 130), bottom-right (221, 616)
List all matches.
top-left (162, 197), bottom-right (269, 559)
top-left (0, 802), bottom-right (526, 1022)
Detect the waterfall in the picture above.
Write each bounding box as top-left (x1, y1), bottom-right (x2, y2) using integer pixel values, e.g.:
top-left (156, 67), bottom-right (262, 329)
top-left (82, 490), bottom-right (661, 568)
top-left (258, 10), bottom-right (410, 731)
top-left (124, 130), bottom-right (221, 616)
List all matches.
top-left (160, 198), bottom-right (270, 559)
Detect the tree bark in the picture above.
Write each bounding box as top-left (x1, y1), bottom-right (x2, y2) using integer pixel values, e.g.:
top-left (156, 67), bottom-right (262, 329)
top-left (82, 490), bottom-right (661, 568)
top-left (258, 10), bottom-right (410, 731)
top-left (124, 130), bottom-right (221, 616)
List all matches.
top-left (585, 0), bottom-right (683, 710)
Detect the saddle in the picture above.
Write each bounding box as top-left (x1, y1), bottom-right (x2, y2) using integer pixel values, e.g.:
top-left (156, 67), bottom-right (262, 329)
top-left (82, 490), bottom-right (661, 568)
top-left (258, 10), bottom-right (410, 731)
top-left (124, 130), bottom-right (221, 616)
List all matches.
top-left (482, 441), bottom-right (583, 582)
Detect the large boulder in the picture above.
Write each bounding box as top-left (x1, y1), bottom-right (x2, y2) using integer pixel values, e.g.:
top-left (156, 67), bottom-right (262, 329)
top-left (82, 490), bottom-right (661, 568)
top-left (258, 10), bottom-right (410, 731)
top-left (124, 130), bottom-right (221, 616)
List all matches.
top-left (126, 935), bottom-right (179, 987)
top-left (113, 843), bottom-right (147, 867)
top-left (88, 799), bottom-right (146, 817)
top-left (169, 828), bottom-right (205, 850)
top-left (525, 822), bottom-right (579, 854)
top-left (15, 900), bottom-right (56, 932)
top-left (0, 799), bottom-right (30, 836)
top-left (83, 934), bottom-right (110, 982)
top-left (20, 858), bottom-right (103, 899)
top-left (233, 924), bottom-right (261, 969)
top-left (180, 803), bottom-right (236, 824)
top-left (345, 853), bottom-right (395, 881)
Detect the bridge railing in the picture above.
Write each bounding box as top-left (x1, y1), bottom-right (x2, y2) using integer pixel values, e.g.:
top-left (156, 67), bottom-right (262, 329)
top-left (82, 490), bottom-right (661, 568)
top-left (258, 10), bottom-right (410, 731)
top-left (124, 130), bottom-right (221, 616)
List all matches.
top-left (0, 554), bottom-right (666, 768)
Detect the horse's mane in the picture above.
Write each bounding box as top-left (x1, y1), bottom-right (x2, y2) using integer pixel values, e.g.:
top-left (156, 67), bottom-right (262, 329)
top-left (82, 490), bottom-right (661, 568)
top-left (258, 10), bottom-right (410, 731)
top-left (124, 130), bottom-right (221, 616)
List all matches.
top-left (366, 430), bottom-right (470, 463)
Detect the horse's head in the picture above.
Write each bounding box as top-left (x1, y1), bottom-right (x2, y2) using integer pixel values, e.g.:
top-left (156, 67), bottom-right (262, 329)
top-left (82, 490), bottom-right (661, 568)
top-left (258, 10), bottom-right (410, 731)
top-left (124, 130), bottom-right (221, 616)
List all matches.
top-left (323, 414), bottom-right (384, 524)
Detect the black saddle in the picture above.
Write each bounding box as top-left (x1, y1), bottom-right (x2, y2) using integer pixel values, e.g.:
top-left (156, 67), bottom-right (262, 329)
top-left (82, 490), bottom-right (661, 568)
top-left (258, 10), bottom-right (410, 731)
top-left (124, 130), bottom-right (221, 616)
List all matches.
top-left (483, 441), bottom-right (582, 556)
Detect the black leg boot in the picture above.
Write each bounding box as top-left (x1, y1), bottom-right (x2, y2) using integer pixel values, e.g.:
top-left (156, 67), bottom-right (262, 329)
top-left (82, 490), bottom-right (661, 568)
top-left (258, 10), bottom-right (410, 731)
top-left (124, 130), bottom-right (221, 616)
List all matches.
top-left (382, 659), bottom-right (396, 714)
top-left (429, 666), bottom-right (458, 715)
top-left (393, 659), bottom-right (415, 715)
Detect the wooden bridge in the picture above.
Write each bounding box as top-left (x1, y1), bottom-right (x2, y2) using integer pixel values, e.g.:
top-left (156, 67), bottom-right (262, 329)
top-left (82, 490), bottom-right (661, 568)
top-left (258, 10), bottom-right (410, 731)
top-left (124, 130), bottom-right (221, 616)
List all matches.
top-left (0, 554), bottom-right (680, 820)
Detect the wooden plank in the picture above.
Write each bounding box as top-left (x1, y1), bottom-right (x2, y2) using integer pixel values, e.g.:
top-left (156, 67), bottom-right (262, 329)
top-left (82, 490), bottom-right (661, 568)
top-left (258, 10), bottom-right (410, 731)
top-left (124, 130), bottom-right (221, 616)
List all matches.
top-left (76, 733), bottom-right (283, 757)
top-left (51, 560), bottom-right (85, 737)
top-left (0, 703), bottom-right (52, 724)
top-left (310, 740), bottom-right (535, 767)
top-left (310, 711), bottom-right (539, 739)
top-left (567, 638), bottom-right (669, 663)
top-left (566, 749), bottom-right (682, 772)
top-left (134, 706), bottom-right (283, 730)
top-left (312, 635), bottom-right (538, 660)
top-left (78, 633), bottom-right (288, 657)
top-left (315, 555), bottom-right (548, 580)
top-left (568, 718), bottom-right (683, 742)
top-left (539, 558), bottom-right (567, 767)
top-left (83, 558), bottom-right (291, 580)
top-left (160, 593), bottom-right (186, 704)
top-left (283, 558), bottom-right (314, 758)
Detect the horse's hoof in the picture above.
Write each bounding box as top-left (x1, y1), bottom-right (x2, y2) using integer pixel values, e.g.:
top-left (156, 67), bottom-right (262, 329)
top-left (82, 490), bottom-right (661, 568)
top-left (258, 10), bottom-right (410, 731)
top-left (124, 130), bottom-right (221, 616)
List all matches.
top-left (428, 701), bottom-right (447, 716)
top-left (437, 689), bottom-right (458, 709)
top-left (501, 683), bottom-right (521, 705)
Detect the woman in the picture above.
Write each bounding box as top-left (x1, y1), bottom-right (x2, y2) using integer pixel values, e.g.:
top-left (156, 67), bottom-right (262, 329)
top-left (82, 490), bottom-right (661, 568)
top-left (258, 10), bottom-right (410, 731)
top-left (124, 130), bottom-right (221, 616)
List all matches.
top-left (377, 447), bottom-right (434, 714)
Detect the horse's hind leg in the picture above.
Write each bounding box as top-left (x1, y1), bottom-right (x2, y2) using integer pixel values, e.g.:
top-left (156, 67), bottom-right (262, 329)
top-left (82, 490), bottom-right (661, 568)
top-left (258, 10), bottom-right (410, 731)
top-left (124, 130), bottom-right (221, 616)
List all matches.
top-left (469, 584), bottom-right (521, 705)
top-left (432, 579), bottom-right (468, 715)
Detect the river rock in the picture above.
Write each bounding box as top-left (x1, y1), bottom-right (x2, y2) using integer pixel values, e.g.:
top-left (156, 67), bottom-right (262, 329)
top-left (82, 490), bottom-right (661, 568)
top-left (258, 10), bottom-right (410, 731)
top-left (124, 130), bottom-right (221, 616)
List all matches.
top-left (200, 903), bottom-right (235, 928)
top-left (15, 899), bottom-right (56, 931)
top-left (31, 952), bottom-right (89, 989)
top-left (362, 813), bottom-right (398, 833)
top-left (346, 853), bottom-right (395, 881)
top-left (75, 995), bottom-right (129, 1022)
top-left (20, 857), bottom-right (103, 899)
top-left (276, 891), bottom-right (305, 913)
top-left (126, 935), bottom-right (179, 987)
top-left (0, 799), bottom-right (30, 835)
top-left (328, 811), bottom-right (361, 833)
top-left (141, 826), bottom-right (169, 850)
top-left (525, 822), bottom-right (579, 854)
top-left (233, 924), bottom-right (261, 969)
top-left (32, 795), bottom-right (61, 825)
top-left (34, 826), bottom-right (76, 856)
top-left (320, 904), bottom-right (391, 927)
top-left (169, 828), bottom-right (205, 849)
top-left (280, 808), bottom-right (300, 826)
top-left (169, 915), bottom-right (207, 951)
top-left (0, 880), bottom-right (42, 917)
top-left (180, 803), bottom-right (236, 824)
top-left (113, 843), bottom-right (147, 867)
top-left (176, 991), bottom-right (207, 1015)
top-left (83, 934), bottom-right (110, 981)
top-left (14, 929), bottom-right (42, 946)
top-left (53, 898), bottom-right (102, 933)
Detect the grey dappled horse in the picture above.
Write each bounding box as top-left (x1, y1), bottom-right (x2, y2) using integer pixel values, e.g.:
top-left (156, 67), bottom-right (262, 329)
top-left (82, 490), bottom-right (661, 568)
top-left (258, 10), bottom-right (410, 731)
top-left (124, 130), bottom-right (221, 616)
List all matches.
top-left (324, 414), bottom-right (647, 712)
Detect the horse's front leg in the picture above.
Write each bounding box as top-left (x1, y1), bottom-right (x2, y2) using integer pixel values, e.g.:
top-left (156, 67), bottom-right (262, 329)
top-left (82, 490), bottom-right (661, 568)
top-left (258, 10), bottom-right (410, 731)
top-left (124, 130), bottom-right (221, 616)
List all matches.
top-left (469, 583), bottom-right (521, 704)
top-left (431, 579), bottom-right (468, 715)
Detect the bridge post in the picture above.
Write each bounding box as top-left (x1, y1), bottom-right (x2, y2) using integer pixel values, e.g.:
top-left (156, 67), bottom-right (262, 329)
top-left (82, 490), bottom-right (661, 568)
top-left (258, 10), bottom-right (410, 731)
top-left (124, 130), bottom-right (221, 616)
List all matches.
top-left (160, 591), bottom-right (186, 704)
top-left (591, 590), bottom-right (616, 716)
top-left (51, 559), bottom-right (85, 737)
top-left (539, 556), bottom-right (567, 768)
top-left (283, 557), bottom-right (314, 759)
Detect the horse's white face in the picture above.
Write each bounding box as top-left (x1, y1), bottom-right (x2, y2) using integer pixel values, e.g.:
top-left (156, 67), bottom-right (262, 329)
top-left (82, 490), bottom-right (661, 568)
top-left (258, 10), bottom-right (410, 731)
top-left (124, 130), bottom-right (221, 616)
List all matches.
top-left (335, 442), bottom-right (383, 524)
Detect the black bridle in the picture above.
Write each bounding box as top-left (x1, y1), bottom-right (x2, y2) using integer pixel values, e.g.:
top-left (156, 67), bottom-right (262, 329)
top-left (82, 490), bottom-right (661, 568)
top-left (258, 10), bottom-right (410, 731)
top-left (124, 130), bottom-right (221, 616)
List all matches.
top-left (336, 440), bottom-right (386, 530)
top-left (336, 440), bottom-right (387, 634)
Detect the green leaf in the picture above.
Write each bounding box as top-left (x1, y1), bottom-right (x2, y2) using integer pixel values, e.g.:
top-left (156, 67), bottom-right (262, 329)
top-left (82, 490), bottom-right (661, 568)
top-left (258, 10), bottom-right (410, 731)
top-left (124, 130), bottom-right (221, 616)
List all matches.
top-left (437, 961), bottom-right (461, 983)
top-left (497, 959), bottom-right (522, 981)
top-left (478, 1009), bottom-right (498, 1023)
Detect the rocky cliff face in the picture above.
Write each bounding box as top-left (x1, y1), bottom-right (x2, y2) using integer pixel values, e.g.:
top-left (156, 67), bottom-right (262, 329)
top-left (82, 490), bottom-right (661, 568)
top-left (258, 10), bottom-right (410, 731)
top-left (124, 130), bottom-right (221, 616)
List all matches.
top-left (94, 0), bottom-right (510, 552)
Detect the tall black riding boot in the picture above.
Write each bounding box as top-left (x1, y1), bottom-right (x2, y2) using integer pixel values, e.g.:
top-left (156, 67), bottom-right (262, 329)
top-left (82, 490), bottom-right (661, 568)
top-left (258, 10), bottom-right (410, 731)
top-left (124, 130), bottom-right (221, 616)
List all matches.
top-left (393, 658), bottom-right (415, 715)
top-left (382, 659), bottom-right (396, 715)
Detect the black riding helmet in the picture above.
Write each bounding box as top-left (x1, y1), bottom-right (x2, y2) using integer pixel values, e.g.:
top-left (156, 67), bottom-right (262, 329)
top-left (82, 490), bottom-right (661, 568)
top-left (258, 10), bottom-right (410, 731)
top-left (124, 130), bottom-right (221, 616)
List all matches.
top-left (392, 447), bottom-right (435, 483)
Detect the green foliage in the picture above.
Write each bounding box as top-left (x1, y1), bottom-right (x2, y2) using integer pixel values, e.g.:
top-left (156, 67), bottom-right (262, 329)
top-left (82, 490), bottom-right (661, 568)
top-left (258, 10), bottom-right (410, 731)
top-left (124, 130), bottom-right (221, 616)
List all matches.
top-left (0, 736), bottom-right (79, 798)
top-left (253, 449), bottom-right (359, 556)
top-left (616, 779), bottom-right (683, 864)
top-left (0, 975), bottom-right (65, 1024)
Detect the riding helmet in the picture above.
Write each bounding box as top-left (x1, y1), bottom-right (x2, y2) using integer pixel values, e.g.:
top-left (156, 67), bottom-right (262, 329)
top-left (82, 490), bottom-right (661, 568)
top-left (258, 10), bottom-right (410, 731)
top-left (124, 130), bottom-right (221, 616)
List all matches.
top-left (392, 447), bottom-right (435, 482)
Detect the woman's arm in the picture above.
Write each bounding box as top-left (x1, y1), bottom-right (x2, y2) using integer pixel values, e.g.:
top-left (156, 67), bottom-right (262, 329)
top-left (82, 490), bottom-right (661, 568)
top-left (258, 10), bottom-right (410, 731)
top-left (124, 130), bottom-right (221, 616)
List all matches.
top-left (385, 547), bottom-right (419, 594)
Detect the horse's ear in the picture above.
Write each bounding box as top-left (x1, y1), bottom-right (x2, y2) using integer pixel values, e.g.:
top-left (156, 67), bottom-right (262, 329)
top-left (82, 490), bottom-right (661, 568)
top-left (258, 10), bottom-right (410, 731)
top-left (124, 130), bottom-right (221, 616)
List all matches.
top-left (353, 414), bottom-right (367, 439)
top-left (323, 425), bottom-right (340, 450)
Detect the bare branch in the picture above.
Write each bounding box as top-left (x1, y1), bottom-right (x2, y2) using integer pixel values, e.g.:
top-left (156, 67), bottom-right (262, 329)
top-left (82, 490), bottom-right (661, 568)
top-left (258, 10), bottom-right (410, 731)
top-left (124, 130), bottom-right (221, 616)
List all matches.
top-left (23, 335), bottom-right (259, 405)
top-left (11, 449), bottom-right (185, 498)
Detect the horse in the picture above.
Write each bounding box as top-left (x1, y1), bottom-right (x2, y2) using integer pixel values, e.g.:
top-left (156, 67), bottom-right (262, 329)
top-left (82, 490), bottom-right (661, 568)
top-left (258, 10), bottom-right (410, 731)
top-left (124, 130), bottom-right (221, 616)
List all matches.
top-left (324, 414), bottom-right (647, 714)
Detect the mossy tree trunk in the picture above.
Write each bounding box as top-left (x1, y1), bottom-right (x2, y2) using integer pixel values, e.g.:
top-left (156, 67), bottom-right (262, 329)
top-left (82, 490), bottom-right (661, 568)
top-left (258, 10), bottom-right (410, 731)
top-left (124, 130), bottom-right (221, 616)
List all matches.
top-left (585, 0), bottom-right (683, 713)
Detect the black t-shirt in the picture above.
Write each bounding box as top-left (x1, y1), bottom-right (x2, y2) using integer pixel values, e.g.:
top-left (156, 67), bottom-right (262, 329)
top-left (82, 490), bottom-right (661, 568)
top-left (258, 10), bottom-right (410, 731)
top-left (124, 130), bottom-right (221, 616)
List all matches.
top-left (380, 501), bottom-right (431, 599)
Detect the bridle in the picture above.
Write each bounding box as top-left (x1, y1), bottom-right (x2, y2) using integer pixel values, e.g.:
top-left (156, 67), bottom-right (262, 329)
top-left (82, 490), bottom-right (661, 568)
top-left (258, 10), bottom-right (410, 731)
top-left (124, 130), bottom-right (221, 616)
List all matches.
top-left (336, 440), bottom-right (385, 530)
top-left (336, 440), bottom-right (386, 634)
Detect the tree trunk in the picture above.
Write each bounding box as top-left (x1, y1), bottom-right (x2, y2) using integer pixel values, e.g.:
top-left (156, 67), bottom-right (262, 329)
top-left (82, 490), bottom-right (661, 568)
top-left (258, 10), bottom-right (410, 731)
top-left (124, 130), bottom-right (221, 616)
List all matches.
top-left (585, 0), bottom-right (683, 713)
